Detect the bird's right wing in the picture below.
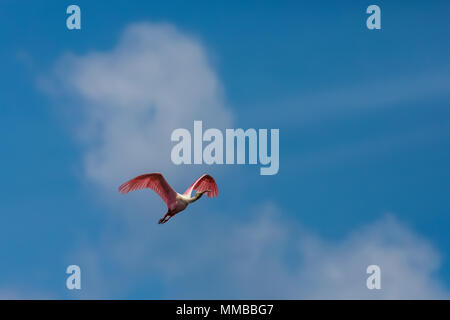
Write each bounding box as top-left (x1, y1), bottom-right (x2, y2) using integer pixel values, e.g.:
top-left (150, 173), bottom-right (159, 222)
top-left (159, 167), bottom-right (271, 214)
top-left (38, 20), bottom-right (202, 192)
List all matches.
top-left (118, 173), bottom-right (178, 209)
top-left (184, 174), bottom-right (219, 198)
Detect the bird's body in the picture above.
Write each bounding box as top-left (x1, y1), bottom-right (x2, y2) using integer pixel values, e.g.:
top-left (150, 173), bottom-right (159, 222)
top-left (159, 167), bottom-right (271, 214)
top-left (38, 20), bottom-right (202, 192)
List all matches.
top-left (118, 173), bottom-right (218, 224)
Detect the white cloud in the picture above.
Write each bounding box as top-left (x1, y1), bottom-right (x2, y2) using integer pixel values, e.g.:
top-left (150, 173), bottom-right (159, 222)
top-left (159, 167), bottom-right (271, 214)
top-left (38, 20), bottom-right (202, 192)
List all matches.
top-left (51, 22), bottom-right (232, 190)
top-left (292, 215), bottom-right (447, 299)
top-left (2, 207), bottom-right (447, 299)
top-left (155, 206), bottom-right (449, 299)
top-left (65, 202), bottom-right (449, 299)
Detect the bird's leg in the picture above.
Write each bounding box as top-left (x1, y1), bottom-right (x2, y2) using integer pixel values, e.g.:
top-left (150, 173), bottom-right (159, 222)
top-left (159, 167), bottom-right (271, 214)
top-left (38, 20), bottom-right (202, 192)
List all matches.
top-left (158, 212), bottom-right (170, 224)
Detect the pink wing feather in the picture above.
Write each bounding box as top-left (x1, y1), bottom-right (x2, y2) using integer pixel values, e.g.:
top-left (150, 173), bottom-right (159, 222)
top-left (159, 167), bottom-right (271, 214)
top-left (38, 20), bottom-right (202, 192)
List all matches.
top-left (118, 173), bottom-right (178, 209)
top-left (184, 174), bottom-right (219, 198)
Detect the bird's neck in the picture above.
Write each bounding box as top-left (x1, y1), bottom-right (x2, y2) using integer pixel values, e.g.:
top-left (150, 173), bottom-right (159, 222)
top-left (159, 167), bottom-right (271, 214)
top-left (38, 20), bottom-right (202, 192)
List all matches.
top-left (187, 192), bottom-right (203, 204)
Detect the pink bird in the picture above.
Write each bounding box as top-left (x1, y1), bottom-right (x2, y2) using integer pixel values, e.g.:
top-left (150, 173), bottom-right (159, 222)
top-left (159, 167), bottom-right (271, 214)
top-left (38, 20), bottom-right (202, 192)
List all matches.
top-left (118, 173), bottom-right (218, 224)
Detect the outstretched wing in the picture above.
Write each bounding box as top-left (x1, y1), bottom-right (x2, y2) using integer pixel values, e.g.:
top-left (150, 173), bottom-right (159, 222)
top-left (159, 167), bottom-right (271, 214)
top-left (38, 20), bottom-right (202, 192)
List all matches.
top-left (184, 174), bottom-right (218, 198)
top-left (118, 173), bottom-right (177, 209)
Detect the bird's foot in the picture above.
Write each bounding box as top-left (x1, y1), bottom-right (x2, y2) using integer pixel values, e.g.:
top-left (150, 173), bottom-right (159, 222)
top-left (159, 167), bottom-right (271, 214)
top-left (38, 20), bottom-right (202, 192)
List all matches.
top-left (158, 216), bottom-right (170, 224)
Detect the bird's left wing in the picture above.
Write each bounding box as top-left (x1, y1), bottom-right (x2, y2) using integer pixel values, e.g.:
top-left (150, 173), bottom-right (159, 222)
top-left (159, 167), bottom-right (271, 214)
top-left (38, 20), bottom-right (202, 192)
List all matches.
top-left (118, 173), bottom-right (178, 209)
top-left (184, 174), bottom-right (219, 198)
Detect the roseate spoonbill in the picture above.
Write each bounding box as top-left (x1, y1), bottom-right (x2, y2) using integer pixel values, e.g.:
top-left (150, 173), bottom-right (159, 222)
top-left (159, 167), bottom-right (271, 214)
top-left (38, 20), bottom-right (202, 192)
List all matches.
top-left (118, 173), bottom-right (218, 224)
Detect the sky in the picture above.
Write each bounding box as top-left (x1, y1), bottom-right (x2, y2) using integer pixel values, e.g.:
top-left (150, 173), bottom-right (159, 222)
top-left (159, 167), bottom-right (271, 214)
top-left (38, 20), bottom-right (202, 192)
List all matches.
top-left (1, 0), bottom-right (450, 299)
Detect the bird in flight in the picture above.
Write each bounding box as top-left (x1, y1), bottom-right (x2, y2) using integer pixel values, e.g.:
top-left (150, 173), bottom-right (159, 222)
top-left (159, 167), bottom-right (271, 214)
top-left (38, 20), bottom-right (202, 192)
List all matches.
top-left (118, 173), bottom-right (218, 224)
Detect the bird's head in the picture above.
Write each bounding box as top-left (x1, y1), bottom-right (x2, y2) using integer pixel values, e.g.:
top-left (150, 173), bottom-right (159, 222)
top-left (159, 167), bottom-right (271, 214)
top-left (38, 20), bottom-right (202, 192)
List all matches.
top-left (198, 190), bottom-right (212, 196)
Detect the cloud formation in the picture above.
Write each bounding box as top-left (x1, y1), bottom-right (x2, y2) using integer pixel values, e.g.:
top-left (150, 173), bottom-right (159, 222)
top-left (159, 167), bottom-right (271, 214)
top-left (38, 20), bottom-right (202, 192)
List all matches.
top-left (52, 22), bottom-right (232, 190)
top-left (153, 205), bottom-right (449, 299)
top-left (66, 202), bottom-right (449, 299)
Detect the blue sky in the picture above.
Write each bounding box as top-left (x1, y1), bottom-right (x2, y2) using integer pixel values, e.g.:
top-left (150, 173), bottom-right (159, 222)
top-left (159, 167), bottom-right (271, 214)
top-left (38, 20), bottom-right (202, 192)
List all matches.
top-left (1, 0), bottom-right (450, 299)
